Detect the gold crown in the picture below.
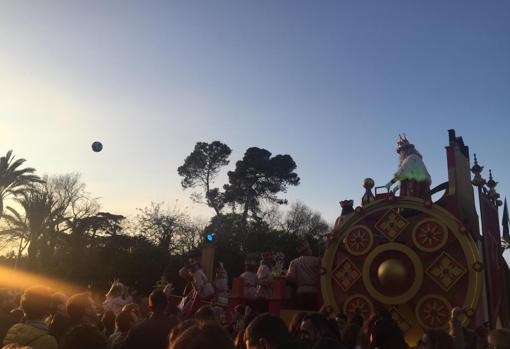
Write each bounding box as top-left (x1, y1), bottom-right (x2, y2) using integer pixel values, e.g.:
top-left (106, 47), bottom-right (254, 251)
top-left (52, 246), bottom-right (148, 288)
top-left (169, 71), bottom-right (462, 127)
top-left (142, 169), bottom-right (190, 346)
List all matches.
top-left (396, 134), bottom-right (414, 153)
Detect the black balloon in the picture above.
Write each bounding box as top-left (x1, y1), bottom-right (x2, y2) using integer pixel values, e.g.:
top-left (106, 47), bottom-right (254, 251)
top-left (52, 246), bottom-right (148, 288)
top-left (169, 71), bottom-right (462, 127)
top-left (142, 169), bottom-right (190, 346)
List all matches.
top-left (92, 141), bottom-right (103, 152)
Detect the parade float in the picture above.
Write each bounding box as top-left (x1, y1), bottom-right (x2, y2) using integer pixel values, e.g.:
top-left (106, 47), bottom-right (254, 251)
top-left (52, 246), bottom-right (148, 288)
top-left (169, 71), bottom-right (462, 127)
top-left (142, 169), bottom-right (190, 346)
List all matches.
top-left (226, 129), bottom-right (509, 343)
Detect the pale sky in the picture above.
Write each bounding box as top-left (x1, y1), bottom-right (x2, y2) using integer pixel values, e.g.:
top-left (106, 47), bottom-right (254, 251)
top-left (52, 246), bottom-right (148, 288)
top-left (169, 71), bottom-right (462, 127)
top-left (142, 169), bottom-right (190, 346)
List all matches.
top-left (1, 1), bottom-right (509, 229)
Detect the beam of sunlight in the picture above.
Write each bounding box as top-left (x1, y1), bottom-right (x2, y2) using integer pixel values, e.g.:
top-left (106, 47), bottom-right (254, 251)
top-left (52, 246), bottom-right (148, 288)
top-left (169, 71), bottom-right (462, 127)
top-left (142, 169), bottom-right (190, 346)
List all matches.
top-left (0, 265), bottom-right (84, 295)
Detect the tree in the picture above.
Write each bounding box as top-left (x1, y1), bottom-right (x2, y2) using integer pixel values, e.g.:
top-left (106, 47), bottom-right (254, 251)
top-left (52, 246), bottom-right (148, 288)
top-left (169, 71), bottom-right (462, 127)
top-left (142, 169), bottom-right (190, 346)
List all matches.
top-left (178, 141), bottom-right (232, 215)
top-left (283, 202), bottom-right (330, 239)
top-left (135, 202), bottom-right (201, 255)
top-left (223, 147), bottom-right (300, 227)
top-left (0, 150), bottom-right (43, 216)
top-left (1, 189), bottom-right (53, 268)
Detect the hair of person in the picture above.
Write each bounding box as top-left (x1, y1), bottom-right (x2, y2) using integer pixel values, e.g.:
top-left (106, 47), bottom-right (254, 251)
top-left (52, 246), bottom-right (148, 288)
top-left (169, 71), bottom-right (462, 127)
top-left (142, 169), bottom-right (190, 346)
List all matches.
top-left (170, 323), bottom-right (234, 349)
top-left (169, 319), bottom-right (197, 344)
top-left (101, 310), bottom-right (116, 333)
top-left (66, 292), bottom-right (92, 321)
top-left (350, 314), bottom-right (364, 328)
top-left (342, 323), bottom-right (361, 349)
top-left (20, 286), bottom-right (52, 320)
top-left (423, 330), bottom-right (455, 349)
top-left (288, 312), bottom-right (307, 338)
top-left (149, 289), bottom-right (167, 313)
top-left (49, 292), bottom-right (67, 313)
top-left (312, 336), bottom-right (343, 349)
top-left (369, 319), bottom-right (406, 349)
top-left (302, 313), bottom-right (341, 342)
top-left (195, 305), bottom-right (217, 323)
top-left (115, 309), bottom-right (135, 333)
top-left (244, 313), bottom-right (290, 348)
top-left (488, 328), bottom-right (510, 349)
top-left (60, 323), bottom-right (107, 349)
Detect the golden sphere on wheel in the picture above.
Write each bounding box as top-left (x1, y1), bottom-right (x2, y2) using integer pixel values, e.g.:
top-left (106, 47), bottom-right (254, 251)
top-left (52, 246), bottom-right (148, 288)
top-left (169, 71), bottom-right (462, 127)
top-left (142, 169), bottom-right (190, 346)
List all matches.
top-left (377, 259), bottom-right (407, 290)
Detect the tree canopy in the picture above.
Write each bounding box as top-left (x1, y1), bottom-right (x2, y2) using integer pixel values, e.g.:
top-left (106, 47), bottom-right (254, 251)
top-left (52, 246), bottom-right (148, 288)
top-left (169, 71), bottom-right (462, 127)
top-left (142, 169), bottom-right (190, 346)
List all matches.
top-left (178, 141), bottom-right (231, 214)
top-left (223, 147), bottom-right (300, 225)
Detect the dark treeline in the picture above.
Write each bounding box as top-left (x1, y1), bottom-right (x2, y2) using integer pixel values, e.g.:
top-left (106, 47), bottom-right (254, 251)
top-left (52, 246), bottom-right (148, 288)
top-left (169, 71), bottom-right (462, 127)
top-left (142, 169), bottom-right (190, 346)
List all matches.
top-left (0, 143), bottom-right (330, 294)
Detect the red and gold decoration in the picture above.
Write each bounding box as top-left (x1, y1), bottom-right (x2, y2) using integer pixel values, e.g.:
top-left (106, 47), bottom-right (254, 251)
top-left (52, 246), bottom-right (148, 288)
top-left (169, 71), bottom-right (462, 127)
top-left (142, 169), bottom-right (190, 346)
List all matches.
top-left (426, 252), bottom-right (466, 291)
top-left (343, 294), bottom-right (374, 319)
top-left (375, 209), bottom-right (409, 241)
top-left (333, 258), bottom-right (361, 292)
top-left (321, 196), bottom-right (482, 343)
top-left (344, 226), bottom-right (373, 256)
top-left (412, 219), bottom-right (448, 252)
top-left (415, 295), bottom-right (451, 330)
top-left (362, 243), bottom-right (423, 304)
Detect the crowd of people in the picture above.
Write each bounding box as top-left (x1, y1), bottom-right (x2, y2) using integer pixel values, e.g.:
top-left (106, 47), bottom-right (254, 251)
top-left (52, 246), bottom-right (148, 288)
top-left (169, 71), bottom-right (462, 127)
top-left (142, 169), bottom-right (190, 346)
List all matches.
top-left (1, 282), bottom-right (510, 349)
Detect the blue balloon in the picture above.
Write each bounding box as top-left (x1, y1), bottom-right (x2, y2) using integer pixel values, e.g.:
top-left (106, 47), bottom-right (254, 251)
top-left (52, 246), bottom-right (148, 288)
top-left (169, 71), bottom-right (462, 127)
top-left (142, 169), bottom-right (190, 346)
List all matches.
top-left (92, 141), bottom-right (103, 152)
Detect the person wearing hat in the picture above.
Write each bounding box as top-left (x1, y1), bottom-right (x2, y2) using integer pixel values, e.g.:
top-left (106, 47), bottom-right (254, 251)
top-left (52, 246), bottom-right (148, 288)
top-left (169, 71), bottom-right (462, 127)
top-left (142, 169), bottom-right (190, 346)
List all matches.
top-left (256, 252), bottom-right (274, 299)
top-left (286, 240), bottom-right (320, 310)
top-left (384, 134), bottom-right (431, 198)
top-left (213, 262), bottom-right (229, 305)
top-left (187, 257), bottom-right (215, 301)
top-left (240, 257), bottom-right (258, 299)
top-left (177, 258), bottom-right (214, 317)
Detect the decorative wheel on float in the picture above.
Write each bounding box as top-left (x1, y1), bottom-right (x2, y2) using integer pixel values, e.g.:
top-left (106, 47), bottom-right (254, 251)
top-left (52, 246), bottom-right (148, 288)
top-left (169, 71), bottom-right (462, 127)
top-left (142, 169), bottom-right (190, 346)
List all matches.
top-left (321, 196), bottom-right (483, 343)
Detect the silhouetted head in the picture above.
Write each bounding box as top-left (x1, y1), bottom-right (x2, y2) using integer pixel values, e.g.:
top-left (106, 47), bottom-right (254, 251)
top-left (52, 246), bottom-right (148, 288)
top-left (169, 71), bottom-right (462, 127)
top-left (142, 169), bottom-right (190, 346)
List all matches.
top-left (420, 330), bottom-right (455, 349)
top-left (488, 328), bottom-right (510, 349)
top-left (245, 313), bottom-right (290, 349)
top-left (115, 309), bottom-right (135, 333)
top-left (66, 292), bottom-right (97, 323)
top-left (171, 323), bottom-right (234, 349)
top-left (195, 305), bottom-right (217, 323)
top-left (20, 286), bottom-right (52, 321)
top-left (370, 319), bottom-right (406, 349)
top-left (149, 289), bottom-right (167, 314)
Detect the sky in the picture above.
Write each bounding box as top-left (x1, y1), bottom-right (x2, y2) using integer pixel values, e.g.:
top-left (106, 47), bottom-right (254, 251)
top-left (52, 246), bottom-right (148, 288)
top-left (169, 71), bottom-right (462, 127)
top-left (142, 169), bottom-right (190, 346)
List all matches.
top-left (1, 1), bottom-right (510, 229)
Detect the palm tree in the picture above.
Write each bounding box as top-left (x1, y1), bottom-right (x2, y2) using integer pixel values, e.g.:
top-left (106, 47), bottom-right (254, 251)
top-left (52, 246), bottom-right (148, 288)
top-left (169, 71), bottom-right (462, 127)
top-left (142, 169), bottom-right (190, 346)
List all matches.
top-left (1, 190), bottom-right (53, 268)
top-left (0, 150), bottom-right (43, 216)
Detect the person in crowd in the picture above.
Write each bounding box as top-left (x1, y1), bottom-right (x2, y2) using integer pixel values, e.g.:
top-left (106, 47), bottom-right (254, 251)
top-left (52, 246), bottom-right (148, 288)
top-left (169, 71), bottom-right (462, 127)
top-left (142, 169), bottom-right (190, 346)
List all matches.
top-left (178, 258), bottom-right (215, 317)
top-left (103, 282), bottom-right (129, 316)
top-left (244, 313), bottom-right (290, 349)
top-left (214, 263), bottom-right (229, 305)
top-left (168, 319), bottom-right (197, 345)
top-left (488, 328), bottom-right (510, 349)
top-left (288, 312), bottom-right (306, 339)
top-left (121, 289), bottom-right (176, 349)
top-left (107, 310), bottom-right (135, 349)
top-left (195, 306), bottom-right (217, 324)
top-left (299, 313), bottom-right (341, 347)
top-left (240, 257), bottom-right (258, 299)
top-left (60, 323), bottom-right (107, 349)
top-left (120, 303), bottom-right (142, 324)
top-left (286, 240), bottom-right (320, 310)
top-left (101, 311), bottom-right (116, 337)
top-left (335, 313), bottom-right (348, 335)
top-left (368, 318), bottom-right (407, 349)
top-left (0, 289), bottom-right (18, 343)
top-left (45, 293), bottom-right (69, 343)
top-left (189, 258), bottom-right (215, 301)
top-left (342, 323), bottom-right (362, 349)
top-left (3, 286), bottom-right (57, 349)
top-left (170, 322), bottom-right (234, 349)
top-left (256, 253), bottom-right (274, 299)
top-left (418, 330), bottom-right (454, 349)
